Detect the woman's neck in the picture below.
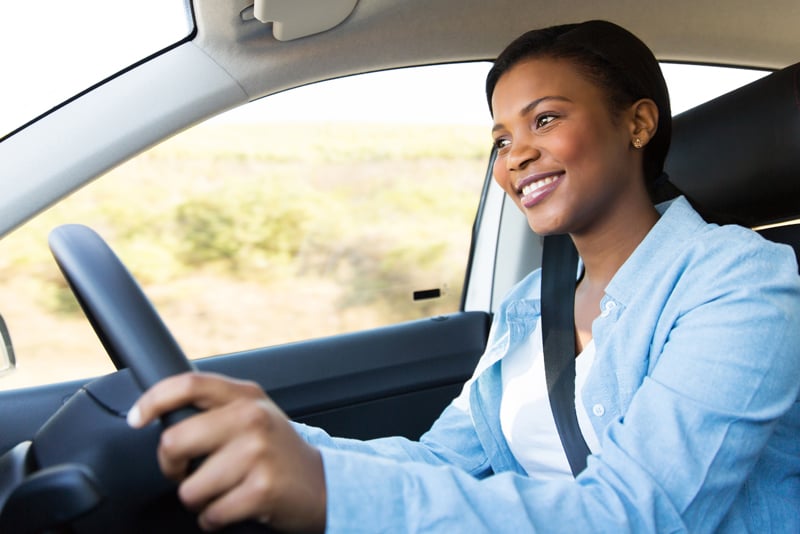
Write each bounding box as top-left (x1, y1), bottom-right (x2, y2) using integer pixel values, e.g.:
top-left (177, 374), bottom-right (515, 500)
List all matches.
top-left (572, 199), bottom-right (659, 290)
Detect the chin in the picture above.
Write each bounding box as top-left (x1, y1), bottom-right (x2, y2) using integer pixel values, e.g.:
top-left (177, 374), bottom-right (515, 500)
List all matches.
top-left (526, 214), bottom-right (564, 237)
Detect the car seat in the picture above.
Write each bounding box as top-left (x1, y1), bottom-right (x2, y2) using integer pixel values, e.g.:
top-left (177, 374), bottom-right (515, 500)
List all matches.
top-left (664, 61), bottom-right (800, 253)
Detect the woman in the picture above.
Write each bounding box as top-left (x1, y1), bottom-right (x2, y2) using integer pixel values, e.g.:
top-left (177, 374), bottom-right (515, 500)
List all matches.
top-left (127, 20), bottom-right (800, 532)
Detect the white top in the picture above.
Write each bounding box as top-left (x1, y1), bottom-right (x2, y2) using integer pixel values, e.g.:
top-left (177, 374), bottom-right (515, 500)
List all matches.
top-left (500, 317), bottom-right (601, 478)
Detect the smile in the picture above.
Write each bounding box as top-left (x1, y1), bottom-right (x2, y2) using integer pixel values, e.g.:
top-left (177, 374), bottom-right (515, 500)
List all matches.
top-left (516, 171), bottom-right (564, 208)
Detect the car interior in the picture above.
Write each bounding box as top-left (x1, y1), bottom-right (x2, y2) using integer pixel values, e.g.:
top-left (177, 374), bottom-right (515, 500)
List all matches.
top-left (0, 1), bottom-right (799, 532)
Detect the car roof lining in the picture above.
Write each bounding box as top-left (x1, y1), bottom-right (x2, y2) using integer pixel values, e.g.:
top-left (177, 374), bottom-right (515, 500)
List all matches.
top-left (191, 0), bottom-right (800, 104)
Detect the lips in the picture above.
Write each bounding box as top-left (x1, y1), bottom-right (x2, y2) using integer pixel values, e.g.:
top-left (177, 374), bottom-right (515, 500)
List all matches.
top-left (516, 171), bottom-right (564, 208)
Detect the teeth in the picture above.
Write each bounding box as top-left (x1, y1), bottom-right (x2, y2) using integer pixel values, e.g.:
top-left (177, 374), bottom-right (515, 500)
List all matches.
top-left (521, 176), bottom-right (557, 196)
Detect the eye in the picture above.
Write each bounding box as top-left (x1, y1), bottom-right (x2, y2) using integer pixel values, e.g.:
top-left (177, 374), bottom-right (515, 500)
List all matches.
top-left (534, 113), bottom-right (558, 129)
top-left (493, 137), bottom-right (511, 151)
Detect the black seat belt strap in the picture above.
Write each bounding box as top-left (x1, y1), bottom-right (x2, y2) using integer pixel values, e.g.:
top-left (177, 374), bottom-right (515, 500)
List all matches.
top-left (541, 233), bottom-right (591, 477)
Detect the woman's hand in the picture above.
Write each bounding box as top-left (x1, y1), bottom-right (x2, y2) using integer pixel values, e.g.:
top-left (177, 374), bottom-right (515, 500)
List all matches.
top-left (127, 372), bottom-right (326, 532)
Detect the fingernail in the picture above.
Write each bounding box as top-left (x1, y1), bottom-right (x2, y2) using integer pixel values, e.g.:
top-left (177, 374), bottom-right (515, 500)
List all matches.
top-left (127, 404), bottom-right (142, 428)
top-left (198, 513), bottom-right (218, 531)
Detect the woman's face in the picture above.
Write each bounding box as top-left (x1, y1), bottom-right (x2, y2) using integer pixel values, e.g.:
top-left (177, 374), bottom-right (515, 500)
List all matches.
top-left (491, 57), bottom-right (645, 237)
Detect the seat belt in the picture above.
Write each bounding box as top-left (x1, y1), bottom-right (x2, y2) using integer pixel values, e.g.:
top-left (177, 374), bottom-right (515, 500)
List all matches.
top-left (541, 233), bottom-right (591, 477)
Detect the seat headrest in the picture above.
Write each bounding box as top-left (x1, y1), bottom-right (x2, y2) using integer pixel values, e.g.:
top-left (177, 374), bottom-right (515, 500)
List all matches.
top-left (664, 62), bottom-right (800, 227)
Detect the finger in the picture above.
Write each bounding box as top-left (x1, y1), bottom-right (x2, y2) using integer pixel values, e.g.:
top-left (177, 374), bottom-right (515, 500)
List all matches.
top-left (197, 443), bottom-right (325, 533)
top-left (154, 397), bottom-right (260, 480)
top-left (196, 465), bottom-right (277, 531)
top-left (158, 396), bottom-right (282, 482)
top-left (171, 399), bottom-right (274, 498)
top-left (193, 419), bottom-right (326, 532)
top-left (127, 372), bottom-right (264, 428)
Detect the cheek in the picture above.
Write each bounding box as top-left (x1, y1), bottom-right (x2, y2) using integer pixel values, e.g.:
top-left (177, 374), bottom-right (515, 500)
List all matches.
top-left (492, 157), bottom-right (511, 192)
top-left (550, 128), bottom-right (616, 188)
top-left (550, 129), bottom-right (594, 165)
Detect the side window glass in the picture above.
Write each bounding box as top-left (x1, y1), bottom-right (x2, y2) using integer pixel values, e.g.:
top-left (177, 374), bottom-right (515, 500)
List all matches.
top-left (661, 63), bottom-right (768, 114)
top-left (0, 62), bottom-right (493, 390)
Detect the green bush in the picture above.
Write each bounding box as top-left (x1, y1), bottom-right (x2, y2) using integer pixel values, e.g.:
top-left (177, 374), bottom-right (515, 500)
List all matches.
top-left (174, 184), bottom-right (315, 274)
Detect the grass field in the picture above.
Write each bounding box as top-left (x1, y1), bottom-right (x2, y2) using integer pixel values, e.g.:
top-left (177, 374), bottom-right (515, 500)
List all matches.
top-left (0, 121), bottom-right (490, 390)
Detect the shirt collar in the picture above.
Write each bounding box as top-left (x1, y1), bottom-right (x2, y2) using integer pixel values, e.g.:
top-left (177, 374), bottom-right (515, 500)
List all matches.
top-left (604, 196), bottom-right (708, 306)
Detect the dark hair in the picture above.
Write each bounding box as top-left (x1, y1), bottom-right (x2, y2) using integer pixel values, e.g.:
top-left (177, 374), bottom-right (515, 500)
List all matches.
top-left (486, 20), bottom-right (672, 198)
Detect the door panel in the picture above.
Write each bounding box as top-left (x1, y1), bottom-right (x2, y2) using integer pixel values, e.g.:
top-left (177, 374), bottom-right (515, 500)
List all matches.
top-left (200, 310), bottom-right (490, 439)
top-left (0, 310), bottom-right (489, 453)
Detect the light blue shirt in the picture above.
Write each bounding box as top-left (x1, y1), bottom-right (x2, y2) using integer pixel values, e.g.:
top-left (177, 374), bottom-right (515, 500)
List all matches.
top-left (295, 197), bottom-right (800, 532)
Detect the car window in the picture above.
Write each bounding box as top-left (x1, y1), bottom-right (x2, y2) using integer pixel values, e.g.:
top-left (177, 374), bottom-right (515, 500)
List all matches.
top-left (0, 62), bottom-right (493, 390)
top-left (0, 62), bottom-right (769, 390)
top-left (0, 0), bottom-right (192, 138)
top-left (661, 63), bottom-right (768, 114)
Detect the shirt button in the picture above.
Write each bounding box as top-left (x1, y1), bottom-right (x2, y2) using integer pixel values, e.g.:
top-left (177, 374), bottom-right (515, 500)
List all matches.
top-left (600, 300), bottom-right (617, 318)
top-left (592, 404), bottom-right (605, 417)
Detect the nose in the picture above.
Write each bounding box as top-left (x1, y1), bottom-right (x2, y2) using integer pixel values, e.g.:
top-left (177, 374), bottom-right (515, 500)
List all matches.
top-left (505, 136), bottom-right (539, 172)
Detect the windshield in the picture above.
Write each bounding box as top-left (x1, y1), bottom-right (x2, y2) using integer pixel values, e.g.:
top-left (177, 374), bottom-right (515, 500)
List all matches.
top-left (0, 0), bottom-right (193, 138)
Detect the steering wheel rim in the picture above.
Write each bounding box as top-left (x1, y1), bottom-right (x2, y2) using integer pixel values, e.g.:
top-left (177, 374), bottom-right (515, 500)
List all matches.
top-left (48, 224), bottom-right (197, 425)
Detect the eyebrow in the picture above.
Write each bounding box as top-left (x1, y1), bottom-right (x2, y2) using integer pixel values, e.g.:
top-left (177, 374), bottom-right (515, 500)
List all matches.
top-left (491, 96), bottom-right (572, 133)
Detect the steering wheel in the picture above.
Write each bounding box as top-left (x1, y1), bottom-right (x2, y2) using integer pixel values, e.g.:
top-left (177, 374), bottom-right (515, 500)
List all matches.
top-left (0, 225), bottom-right (266, 533)
top-left (47, 224), bottom-right (199, 426)
top-left (50, 225), bottom-right (193, 380)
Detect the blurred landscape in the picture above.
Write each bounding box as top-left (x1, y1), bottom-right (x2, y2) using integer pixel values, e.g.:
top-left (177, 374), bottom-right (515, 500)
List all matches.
top-left (0, 121), bottom-right (489, 389)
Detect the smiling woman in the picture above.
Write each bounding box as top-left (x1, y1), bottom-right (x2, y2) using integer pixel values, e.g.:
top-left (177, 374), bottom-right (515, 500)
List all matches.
top-left (0, 2), bottom-right (798, 532)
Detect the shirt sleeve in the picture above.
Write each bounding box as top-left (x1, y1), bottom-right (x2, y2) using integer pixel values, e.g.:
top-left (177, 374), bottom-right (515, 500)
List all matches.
top-left (294, 400), bottom-right (492, 478)
top-left (319, 234), bottom-right (800, 533)
top-left (293, 292), bottom-right (522, 475)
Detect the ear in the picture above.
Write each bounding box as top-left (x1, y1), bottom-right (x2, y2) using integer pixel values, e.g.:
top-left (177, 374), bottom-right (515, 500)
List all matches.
top-left (628, 98), bottom-right (659, 147)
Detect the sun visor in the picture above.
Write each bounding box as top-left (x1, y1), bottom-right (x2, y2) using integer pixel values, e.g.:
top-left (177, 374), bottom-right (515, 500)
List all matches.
top-left (254, 0), bottom-right (359, 41)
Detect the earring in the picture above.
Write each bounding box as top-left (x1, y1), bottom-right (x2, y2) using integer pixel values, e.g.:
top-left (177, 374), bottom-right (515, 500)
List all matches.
top-left (633, 138), bottom-right (643, 149)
